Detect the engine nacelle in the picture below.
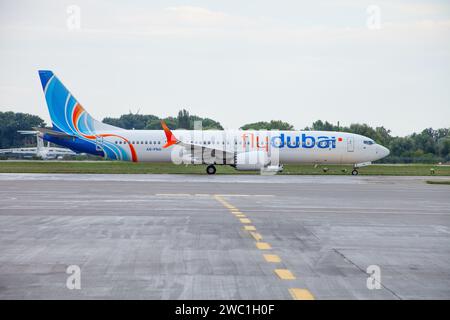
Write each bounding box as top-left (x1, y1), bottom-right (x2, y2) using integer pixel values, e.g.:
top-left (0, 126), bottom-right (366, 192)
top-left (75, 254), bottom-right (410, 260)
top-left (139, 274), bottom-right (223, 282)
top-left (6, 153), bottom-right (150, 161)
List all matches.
top-left (234, 151), bottom-right (270, 171)
top-left (261, 165), bottom-right (283, 173)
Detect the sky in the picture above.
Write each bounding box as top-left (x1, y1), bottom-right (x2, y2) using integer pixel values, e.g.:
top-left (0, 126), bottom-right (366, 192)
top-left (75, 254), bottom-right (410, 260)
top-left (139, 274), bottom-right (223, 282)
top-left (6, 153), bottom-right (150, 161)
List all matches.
top-left (0, 0), bottom-right (449, 136)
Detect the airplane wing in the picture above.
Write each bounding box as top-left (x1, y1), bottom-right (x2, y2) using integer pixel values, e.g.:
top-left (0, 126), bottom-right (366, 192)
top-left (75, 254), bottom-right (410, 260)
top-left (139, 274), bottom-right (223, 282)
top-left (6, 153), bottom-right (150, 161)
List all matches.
top-left (160, 120), bottom-right (235, 163)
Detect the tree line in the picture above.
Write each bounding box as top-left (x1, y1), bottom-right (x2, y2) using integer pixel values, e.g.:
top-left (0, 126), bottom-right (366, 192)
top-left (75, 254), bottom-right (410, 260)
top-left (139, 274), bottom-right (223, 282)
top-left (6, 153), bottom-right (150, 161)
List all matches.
top-left (103, 109), bottom-right (223, 131)
top-left (0, 111), bottom-right (46, 149)
top-left (1, 110), bottom-right (448, 163)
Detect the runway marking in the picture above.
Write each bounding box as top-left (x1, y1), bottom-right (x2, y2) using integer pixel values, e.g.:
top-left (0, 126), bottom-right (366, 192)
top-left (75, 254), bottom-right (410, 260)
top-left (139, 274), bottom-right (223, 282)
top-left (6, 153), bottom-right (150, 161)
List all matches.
top-left (216, 194), bottom-right (274, 197)
top-left (263, 254), bottom-right (281, 263)
top-left (255, 242), bottom-right (271, 250)
top-left (213, 194), bottom-right (315, 300)
top-left (157, 193), bottom-right (274, 198)
top-left (289, 288), bottom-right (315, 300)
top-left (250, 232), bottom-right (263, 241)
top-left (274, 269), bottom-right (296, 280)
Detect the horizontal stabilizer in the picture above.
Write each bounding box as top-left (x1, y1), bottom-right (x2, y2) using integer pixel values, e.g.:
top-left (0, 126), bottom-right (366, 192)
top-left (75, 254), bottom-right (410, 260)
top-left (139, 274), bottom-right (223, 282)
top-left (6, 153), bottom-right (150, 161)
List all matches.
top-left (33, 127), bottom-right (76, 139)
top-left (17, 130), bottom-right (39, 135)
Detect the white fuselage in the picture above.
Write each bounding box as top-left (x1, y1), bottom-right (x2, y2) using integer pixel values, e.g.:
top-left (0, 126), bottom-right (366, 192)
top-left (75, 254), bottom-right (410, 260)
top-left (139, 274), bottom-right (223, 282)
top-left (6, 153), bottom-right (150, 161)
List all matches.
top-left (94, 129), bottom-right (389, 165)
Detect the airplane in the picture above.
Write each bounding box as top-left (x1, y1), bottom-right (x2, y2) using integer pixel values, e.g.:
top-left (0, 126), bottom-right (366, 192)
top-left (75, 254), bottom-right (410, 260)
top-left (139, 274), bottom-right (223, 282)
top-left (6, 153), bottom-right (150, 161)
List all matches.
top-left (36, 70), bottom-right (390, 175)
top-left (0, 130), bottom-right (77, 160)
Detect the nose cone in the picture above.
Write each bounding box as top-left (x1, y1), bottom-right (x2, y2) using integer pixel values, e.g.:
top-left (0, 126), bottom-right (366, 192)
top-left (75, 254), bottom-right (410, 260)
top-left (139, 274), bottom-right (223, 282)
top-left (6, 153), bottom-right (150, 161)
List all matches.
top-left (377, 145), bottom-right (390, 159)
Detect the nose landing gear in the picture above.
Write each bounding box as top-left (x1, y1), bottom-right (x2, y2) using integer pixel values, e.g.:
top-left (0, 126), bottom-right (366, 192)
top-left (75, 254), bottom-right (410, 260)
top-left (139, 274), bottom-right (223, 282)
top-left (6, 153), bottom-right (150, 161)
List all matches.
top-left (351, 162), bottom-right (371, 175)
top-left (206, 165), bottom-right (216, 175)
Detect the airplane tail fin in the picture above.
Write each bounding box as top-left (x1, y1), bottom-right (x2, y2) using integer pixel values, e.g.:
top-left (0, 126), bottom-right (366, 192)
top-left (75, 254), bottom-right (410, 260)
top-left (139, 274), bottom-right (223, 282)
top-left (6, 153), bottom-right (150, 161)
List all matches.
top-left (38, 70), bottom-right (121, 136)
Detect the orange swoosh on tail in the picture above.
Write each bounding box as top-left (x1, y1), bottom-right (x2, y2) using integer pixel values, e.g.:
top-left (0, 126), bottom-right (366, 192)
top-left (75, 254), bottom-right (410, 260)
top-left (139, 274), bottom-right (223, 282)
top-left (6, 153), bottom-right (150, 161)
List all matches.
top-left (72, 103), bottom-right (84, 131)
top-left (161, 120), bottom-right (178, 148)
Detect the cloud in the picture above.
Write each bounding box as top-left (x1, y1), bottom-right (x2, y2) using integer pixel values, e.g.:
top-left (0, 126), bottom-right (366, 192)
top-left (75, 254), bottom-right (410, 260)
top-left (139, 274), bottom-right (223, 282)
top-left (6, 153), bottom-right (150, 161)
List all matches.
top-left (162, 6), bottom-right (240, 27)
top-left (1, 2), bottom-right (449, 44)
top-left (389, 2), bottom-right (448, 16)
top-left (1, 1), bottom-right (450, 135)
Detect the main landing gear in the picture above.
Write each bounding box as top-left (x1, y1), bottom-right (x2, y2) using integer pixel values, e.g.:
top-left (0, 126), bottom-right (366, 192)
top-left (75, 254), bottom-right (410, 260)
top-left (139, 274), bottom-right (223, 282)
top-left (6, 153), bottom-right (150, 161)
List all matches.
top-left (206, 164), bottom-right (217, 175)
top-left (351, 169), bottom-right (359, 176)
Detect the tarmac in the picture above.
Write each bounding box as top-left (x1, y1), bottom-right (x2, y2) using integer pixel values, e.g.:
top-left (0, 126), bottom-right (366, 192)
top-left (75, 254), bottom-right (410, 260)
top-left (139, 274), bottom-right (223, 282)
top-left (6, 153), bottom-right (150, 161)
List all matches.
top-left (0, 173), bottom-right (449, 299)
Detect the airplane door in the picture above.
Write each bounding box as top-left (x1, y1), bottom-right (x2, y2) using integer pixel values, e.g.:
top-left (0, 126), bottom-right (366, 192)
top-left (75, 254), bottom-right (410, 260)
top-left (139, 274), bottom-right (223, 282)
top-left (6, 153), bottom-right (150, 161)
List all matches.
top-left (95, 136), bottom-right (103, 151)
top-left (347, 137), bottom-right (354, 152)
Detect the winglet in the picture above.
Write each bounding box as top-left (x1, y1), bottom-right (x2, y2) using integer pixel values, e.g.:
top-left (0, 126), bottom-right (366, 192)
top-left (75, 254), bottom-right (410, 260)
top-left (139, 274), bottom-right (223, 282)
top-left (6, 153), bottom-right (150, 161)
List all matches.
top-left (161, 120), bottom-right (178, 148)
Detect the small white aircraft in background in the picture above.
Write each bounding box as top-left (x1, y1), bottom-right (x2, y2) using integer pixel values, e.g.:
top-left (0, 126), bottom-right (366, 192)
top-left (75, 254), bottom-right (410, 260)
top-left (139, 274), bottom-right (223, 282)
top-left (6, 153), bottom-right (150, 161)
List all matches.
top-left (0, 130), bottom-right (77, 160)
top-left (36, 70), bottom-right (390, 174)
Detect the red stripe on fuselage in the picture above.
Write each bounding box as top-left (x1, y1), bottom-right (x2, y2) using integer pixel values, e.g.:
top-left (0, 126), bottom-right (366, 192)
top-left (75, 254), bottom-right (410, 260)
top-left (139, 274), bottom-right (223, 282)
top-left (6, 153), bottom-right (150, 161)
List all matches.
top-left (71, 104), bottom-right (138, 162)
top-left (100, 133), bottom-right (138, 162)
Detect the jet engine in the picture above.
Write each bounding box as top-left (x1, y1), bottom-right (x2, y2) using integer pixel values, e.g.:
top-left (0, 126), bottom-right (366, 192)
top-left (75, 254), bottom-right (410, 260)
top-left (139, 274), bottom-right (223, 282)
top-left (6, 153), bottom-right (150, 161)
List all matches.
top-left (233, 151), bottom-right (270, 171)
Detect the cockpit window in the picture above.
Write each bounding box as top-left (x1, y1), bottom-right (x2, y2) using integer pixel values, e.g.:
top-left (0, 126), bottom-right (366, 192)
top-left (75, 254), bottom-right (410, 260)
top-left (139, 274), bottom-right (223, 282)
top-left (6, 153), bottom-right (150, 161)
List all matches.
top-left (363, 140), bottom-right (375, 145)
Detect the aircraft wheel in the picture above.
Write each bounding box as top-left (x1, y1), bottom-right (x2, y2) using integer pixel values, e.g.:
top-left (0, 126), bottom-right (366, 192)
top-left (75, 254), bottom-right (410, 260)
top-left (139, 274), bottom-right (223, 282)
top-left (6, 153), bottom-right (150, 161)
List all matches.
top-left (351, 169), bottom-right (359, 176)
top-left (206, 165), bottom-right (216, 175)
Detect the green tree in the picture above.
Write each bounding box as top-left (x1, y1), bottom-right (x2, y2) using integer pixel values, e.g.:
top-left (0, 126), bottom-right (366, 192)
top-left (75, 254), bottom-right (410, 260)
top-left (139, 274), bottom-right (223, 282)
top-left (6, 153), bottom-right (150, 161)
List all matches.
top-left (308, 120), bottom-right (339, 131)
top-left (240, 120), bottom-right (294, 130)
top-left (438, 138), bottom-right (450, 158)
top-left (145, 117), bottom-right (177, 130)
top-left (189, 115), bottom-right (223, 130)
top-left (103, 113), bottom-right (159, 129)
top-left (0, 111), bottom-right (46, 148)
top-left (177, 109), bottom-right (190, 129)
top-left (412, 128), bottom-right (437, 154)
top-left (104, 110), bottom-right (224, 131)
top-left (374, 126), bottom-right (392, 147)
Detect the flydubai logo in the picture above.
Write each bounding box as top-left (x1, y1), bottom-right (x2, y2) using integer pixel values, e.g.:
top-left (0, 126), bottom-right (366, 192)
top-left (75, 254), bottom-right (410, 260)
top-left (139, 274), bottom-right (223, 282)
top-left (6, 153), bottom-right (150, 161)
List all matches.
top-left (271, 133), bottom-right (339, 149)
